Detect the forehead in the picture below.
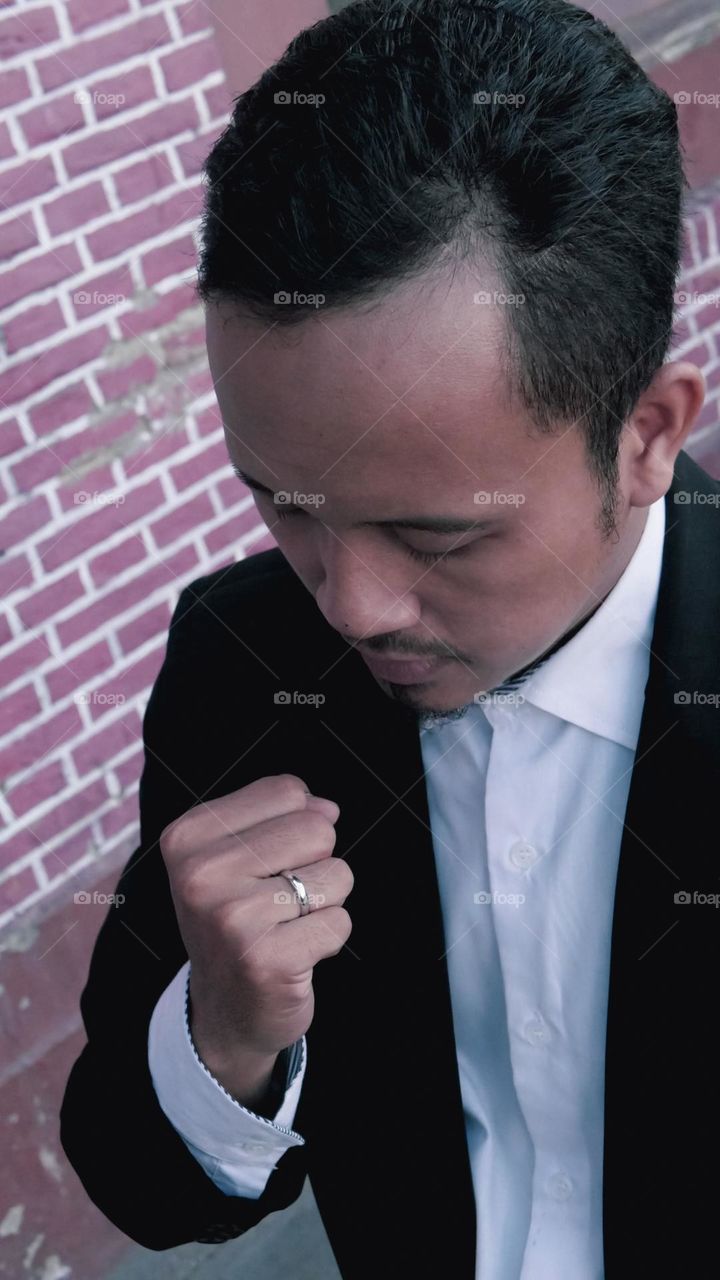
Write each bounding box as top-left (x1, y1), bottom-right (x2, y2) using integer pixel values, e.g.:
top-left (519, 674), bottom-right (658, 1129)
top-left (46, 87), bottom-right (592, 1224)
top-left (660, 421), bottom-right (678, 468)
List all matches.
top-left (205, 267), bottom-right (530, 494)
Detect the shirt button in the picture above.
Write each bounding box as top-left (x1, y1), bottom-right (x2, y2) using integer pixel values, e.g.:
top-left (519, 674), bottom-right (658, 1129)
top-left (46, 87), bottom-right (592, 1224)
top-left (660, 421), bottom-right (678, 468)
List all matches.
top-left (508, 839), bottom-right (538, 870)
top-left (522, 1013), bottom-right (551, 1045)
top-left (547, 1172), bottom-right (574, 1200)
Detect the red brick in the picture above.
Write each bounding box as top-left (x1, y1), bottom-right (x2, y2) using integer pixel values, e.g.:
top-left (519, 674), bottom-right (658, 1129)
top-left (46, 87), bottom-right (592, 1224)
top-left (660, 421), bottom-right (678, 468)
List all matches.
top-left (89, 532), bottom-right (147, 587)
top-left (142, 232), bottom-right (196, 287)
top-left (0, 636), bottom-right (51, 690)
top-left (0, 553), bottom-right (34, 600)
top-left (19, 93), bottom-right (85, 148)
top-left (0, 66), bottom-right (30, 111)
top-left (29, 778), bottom-right (111, 847)
top-left (7, 761), bottom-right (67, 819)
top-left (0, 867), bottom-right (39, 917)
top-left (71, 265), bottom-right (133, 320)
top-left (162, 322), bottom-right (206, 365)
top-left (0, 684), bottom-right (42, 741)
top-left (88, 643), bottom-right (165, 720)
top-left (204, 81), bottom-right (232, 122)
top-left (0, 156), bottom-right (57, 213)
top-left (122, 423), bottom-right (191, 480)
top-left (36, 13), bottom-right (171, 92)
top-left (195, 404), bottom-right (222, 437)
top-left (0, 325), bottom-right (109, 408)
top-left (0, 417), bottom-right (25, 458)
top-left (170, 439), bottom-right (231, 492)
top-left (43, 179), bottom-right (109, 236)
top-left (160, 36), bottom-right (219, 92)
top-left (114, 745), bottom-right (143, 790)
top-left (37, 477), bottom-right (164, 573)
top-left (116, 600), bottom-right (171, 654)
top-left (151, 491), bottom-right (214, 548)
top-left (0, 493), bottom-right (53, 552)
top-left (16, 571), bottom-right (85, 629)
top-left (4, 299), bottom-right (65, 355)
top-left (176, 124), bottom-right (222, 178)
top-left (0, 827), bottom-right (37, 875)
top-left (56, 544), bottom-right (197, 647)
top-left (56, 466), bottom-right (119, 513)
top-left (0, 241), bottom-right (83, 311)
top-left (90, 64), bottom-right (156, 122)
top-left (67, 0), bottom-right (130, 35)
top-left (113, 149), bottom-right (175, 205)
top-left (28, 381), bottom-right (95, 438)
top-left (72, 708), bottom-right (142, 775)
top-left (204, 509), bottom-right (262, 556)
top-left (177, 0), bottom-right (212, 36)
top-left (118, 282), bottom-right (194, 339)
top-left (96, 353), bottom-right (157, 402)
top-left (45, 638), bottom-right (114, 703)
top-left (0, 121), bottom-right (16, 161)
top-left (64, 98), bottom-right (199, 179)
top-left (0, 6), bottom-right (59, 59)
top-left (0, 210), bottom-right (39, 259)
top-left (216, 473), bottom-right (242, 508)
top-left (40, 824), bottom-right (96, 883)
top-left (86, 182), bottom-right (202, 261)
top-left (101, 791), bottom-right (140, 839)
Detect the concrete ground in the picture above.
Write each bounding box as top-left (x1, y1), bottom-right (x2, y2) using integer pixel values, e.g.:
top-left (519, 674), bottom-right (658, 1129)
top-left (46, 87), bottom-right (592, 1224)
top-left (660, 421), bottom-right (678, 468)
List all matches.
top-left (104, 1180), bottom-right (342, 1280)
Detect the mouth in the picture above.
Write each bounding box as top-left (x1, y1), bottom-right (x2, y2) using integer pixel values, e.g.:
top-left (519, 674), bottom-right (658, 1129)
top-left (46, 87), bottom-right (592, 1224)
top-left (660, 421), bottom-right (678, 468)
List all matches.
top-left (358, 649), bottom-right (444, 685)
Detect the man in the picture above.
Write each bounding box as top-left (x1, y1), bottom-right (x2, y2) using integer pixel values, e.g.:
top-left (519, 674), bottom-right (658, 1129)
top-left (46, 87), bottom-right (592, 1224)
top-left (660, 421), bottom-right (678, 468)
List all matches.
top-left (60, 1), bottom-right (719, 1277)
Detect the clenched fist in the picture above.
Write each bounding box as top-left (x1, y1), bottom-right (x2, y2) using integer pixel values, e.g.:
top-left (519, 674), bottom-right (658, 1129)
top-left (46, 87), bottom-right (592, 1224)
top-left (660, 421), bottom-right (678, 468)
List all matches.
top-left (159, 773), bottom-right (353, 1106)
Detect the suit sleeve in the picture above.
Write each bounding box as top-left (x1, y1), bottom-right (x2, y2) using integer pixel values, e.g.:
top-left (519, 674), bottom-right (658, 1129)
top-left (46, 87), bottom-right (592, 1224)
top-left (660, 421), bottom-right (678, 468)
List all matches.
top-left (59, 581), bottom-right (308, 1249)
top-left (148, 960), bottom-right (306, 1198)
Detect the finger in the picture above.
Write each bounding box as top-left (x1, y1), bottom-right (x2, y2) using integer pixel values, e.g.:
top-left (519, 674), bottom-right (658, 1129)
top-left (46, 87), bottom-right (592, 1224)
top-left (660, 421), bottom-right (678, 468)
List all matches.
top-left (164, 773), bottom-right (312, 852)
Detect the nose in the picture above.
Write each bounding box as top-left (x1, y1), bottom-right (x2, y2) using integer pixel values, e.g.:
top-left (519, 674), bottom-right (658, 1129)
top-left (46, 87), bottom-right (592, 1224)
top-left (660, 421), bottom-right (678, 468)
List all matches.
top-left (314, 536), bottom-right (420, 641)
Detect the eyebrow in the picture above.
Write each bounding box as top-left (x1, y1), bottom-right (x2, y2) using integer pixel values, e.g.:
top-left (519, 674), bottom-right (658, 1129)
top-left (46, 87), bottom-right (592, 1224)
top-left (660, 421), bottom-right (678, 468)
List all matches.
top-left (231, 465), bottom-right (494, 534)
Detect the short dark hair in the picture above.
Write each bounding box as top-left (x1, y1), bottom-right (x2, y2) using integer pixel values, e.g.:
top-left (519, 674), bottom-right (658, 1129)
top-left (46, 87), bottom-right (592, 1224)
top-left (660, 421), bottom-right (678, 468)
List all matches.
top-left (196, 0), bottom-right (687, 537)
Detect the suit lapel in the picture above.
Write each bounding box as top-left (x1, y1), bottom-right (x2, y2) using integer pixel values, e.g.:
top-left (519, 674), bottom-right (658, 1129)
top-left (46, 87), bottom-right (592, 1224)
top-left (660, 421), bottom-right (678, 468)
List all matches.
top-left (602, 450), bottom-right (720, 1272)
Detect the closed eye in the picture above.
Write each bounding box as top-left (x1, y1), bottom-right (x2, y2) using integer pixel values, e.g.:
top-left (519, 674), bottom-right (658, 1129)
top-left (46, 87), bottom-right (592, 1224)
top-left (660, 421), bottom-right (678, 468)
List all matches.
top-left (272, 506), bottom-right (479, 565)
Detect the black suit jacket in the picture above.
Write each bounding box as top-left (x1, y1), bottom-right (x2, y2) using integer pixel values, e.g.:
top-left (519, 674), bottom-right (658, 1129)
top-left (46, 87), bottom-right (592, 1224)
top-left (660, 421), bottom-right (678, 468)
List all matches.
top-left (60, 448), bottom-right (720, 1277)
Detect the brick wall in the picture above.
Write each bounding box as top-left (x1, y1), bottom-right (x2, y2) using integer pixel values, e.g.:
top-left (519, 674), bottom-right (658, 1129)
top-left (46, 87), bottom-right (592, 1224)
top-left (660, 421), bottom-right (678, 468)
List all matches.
top-left (0, 0), bottom-right (280, 930)
top-left (1, 0), bottom-right (720, 934)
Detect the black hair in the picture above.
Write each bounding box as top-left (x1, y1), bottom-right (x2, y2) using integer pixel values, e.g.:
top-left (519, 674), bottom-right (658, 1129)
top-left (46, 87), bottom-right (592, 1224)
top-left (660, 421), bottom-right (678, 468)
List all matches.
top-left (196, 0), bottom-right (687, 537)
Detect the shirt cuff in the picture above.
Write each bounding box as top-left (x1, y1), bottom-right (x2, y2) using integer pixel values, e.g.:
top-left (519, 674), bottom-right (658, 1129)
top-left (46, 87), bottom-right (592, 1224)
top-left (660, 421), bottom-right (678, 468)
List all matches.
top-left (148, 960), bottom-right (306, 1197)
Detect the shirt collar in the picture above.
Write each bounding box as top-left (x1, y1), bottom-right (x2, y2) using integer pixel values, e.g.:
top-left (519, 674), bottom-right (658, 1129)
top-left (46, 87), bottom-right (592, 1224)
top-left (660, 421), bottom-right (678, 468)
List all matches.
top-left (518, 494), bottom-right (666, 749)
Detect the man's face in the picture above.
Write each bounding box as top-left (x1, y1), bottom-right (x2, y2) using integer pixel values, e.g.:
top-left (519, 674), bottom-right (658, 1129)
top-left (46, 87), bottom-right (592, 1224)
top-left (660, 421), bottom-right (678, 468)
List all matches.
top-left (206, 268), bottom-right (643, 716)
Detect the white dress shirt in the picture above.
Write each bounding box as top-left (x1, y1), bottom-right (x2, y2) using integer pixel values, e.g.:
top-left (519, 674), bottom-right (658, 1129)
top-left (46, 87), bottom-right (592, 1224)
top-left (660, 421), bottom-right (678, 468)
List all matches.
top-left (149, 494), bottom-right (666, 1278)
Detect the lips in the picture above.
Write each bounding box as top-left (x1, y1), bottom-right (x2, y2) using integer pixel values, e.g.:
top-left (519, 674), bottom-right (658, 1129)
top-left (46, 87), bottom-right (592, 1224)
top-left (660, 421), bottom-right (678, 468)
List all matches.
top-left (359, 650), bottom-right (442, 685)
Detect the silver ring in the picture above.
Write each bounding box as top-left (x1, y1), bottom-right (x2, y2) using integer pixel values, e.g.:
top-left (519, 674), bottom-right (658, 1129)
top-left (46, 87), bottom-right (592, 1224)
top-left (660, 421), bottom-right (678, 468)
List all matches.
top-left (279, 869), bottom-right (311, 916)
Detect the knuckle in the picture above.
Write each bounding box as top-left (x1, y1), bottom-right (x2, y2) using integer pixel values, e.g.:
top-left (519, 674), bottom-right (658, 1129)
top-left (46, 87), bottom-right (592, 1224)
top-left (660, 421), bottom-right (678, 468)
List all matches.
top-left (274, 773), bottom-right (309, 804)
